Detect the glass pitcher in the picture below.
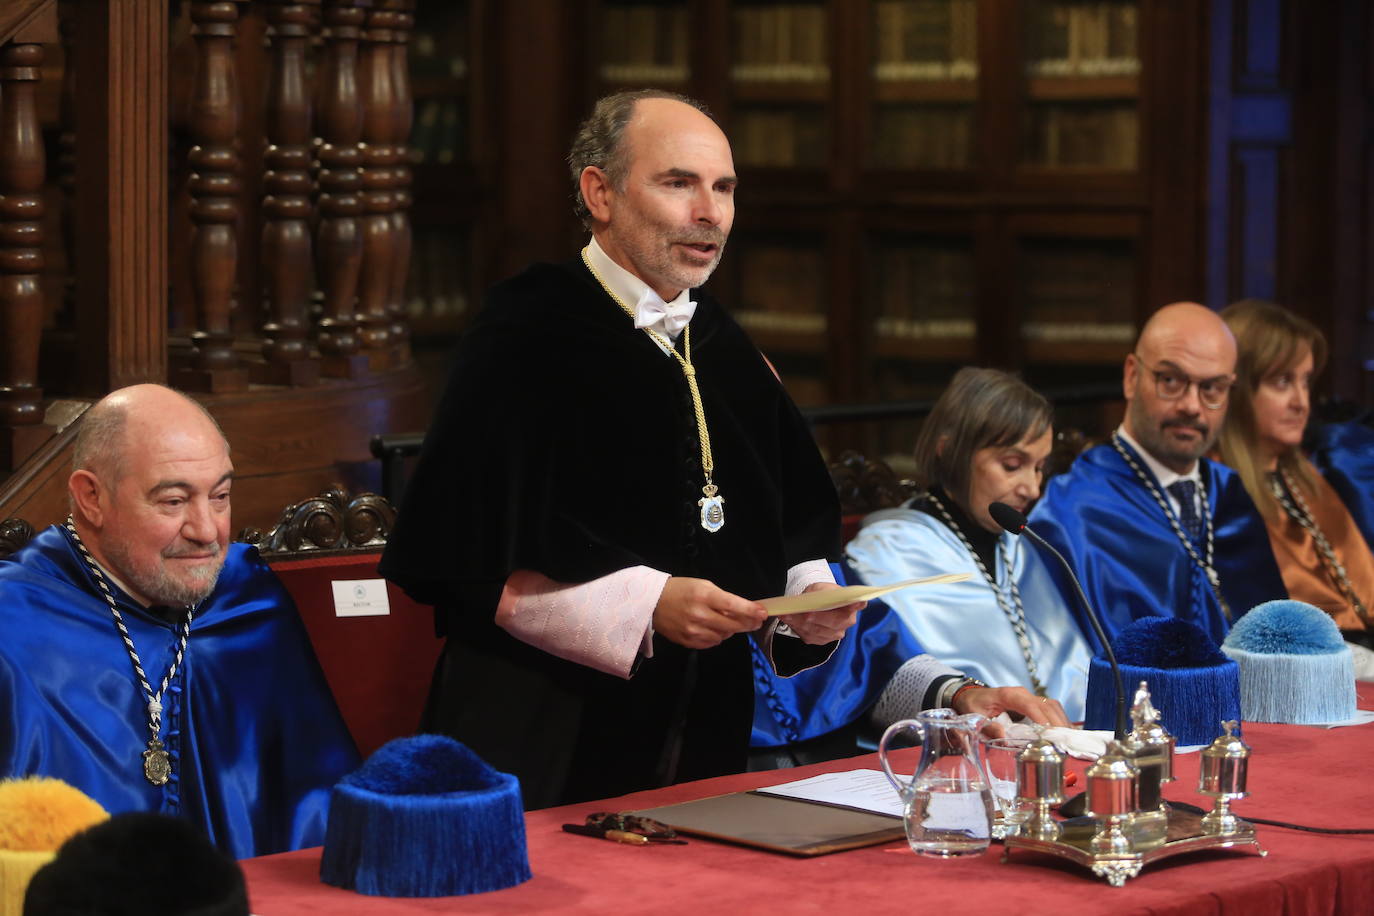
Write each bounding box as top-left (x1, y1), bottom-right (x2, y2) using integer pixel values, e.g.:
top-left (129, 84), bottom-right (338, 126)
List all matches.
top-left (878, 708), bottom-right (995, 857)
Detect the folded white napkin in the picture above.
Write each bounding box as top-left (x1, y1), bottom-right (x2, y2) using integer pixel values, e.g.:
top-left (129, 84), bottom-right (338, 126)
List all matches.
top-left (1001, 720), bottom-right (1113, 760)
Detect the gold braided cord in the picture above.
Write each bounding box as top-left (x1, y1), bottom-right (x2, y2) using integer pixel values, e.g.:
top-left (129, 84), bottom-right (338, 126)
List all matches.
top-left (580, 248), bottom-right (715, 486)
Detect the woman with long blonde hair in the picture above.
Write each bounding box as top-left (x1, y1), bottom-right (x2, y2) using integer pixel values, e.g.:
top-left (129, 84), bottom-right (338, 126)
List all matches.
top-left (1217, 300), bottom-right (1374, 637)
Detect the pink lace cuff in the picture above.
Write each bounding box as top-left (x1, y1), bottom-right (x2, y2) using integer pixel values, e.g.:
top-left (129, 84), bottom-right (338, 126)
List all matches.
top-left (495, 567), bottom-right (669, 679)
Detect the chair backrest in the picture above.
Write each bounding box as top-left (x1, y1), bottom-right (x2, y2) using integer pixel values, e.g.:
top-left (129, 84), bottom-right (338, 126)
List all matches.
top-left (0, 517), bottom-right (36, 559)
top-left (240, 486), bottom-right (439, 758)
top-left (827, 451), bottom-right (918, 543)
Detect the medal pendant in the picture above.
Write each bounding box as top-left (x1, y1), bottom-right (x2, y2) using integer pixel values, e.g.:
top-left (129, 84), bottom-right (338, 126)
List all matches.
top-left (699, 493), bottom-right (725, 533)
top-left (143, 737), bottom-right (171, 786)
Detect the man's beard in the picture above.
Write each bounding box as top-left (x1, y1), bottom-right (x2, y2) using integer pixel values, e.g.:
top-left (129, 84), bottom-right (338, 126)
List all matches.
top-left (617, 221), bottom-right (728, 293)
top-left (105, 539), bottom-right (226, 607)
top-left (1128, 397), bottom-right (1215, 472)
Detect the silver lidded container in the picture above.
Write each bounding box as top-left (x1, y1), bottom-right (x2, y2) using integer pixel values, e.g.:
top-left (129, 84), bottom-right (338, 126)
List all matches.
top-left (1015, 725), bottom-right (1065, 842)
top-left (1084, 740), bottom-right (1139, 856)
top-left (1198, 720), bottom-right (1250, 835)
top-left (1119, 681), bottom-right (1175, 847)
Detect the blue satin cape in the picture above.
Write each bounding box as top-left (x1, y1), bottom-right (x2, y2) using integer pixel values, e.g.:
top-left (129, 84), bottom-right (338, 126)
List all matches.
top-left (751, 563), bottom-right (928, 747)
top-left (844, 507), bottom-right (1091, 720)
top-left (0, 526), bottom-right (360, 858)
top-left (1311, 420), bottom-right (1374, 553)
top-left (1028, 443), bottom-right (1286, 648)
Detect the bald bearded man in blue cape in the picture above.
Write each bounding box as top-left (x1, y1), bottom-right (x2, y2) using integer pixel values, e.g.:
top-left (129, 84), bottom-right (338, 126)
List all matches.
top-left (0, 385), bottom-right (358, 858)
top-left (1029, 304), bottom-right (1285, 647)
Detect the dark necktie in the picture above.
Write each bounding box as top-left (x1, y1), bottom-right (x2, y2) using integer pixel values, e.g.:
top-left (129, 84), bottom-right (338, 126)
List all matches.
top-left (1168, 479), bottom-right (1202, 542)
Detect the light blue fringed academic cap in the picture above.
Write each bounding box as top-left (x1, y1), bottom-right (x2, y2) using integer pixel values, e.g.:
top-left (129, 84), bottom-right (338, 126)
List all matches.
top-left (1084, 616), bottom-right (1242, 745)
top-left (1222, 600), bottom-right (1356, 724)
top-left (319, 734), bottom-right (532, 897)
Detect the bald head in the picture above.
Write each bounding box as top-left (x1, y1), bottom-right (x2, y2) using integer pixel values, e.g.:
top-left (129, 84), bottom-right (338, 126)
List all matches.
top-left (74, 385), bottom-right (227, 483)
top-left (1136, 302), bottom-right (1237, 369)
top-left (68, 385), bottom-right (233, 608)
top-left (1123, 302), bottom-right (1238, 473)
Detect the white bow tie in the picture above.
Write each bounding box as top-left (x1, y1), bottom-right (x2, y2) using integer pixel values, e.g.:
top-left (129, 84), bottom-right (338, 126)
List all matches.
top-left (633, 289), bottom-right (696, 335)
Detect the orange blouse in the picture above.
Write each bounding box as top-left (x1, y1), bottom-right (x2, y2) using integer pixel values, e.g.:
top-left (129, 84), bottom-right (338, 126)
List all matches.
top-left (1264, 459), bottom-right (1374, 631)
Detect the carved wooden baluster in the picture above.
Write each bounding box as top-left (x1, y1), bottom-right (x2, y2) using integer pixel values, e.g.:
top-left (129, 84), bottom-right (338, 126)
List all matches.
top-left (386, 0), bottom-right (413, 356)
top-left (315, 0), bottom-right (368, 378)
top-left (356, 1), bottom-right (400, 365)
top-left (0, 40), bottom-right (50, 471)
top-left (179, 0), bottom-right (247, 392)
top-left (256, 0), bottom-right (321, 386)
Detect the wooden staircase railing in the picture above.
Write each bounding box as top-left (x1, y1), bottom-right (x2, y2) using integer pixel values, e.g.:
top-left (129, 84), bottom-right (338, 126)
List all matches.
top-left (0, 0), bottom-right (422, 487)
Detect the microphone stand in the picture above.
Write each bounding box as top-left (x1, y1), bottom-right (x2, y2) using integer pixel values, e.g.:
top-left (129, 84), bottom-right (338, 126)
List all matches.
top-left (989, 501), bottom-right (1127, 740)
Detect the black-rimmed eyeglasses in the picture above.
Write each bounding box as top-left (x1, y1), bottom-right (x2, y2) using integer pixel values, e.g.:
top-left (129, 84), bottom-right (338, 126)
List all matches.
top-left (1134, 354), bottom-right (1234, 410)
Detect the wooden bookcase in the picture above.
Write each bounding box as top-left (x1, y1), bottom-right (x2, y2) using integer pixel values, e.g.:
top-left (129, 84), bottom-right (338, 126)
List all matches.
top-left (572, 0), bottom-right (1205, 469)
top-left (406, 0), bottom-right (490, 343)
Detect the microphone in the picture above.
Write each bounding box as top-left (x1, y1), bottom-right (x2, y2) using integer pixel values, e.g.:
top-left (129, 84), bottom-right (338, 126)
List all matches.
top-left (989, 501), bottom-right (1128, 740)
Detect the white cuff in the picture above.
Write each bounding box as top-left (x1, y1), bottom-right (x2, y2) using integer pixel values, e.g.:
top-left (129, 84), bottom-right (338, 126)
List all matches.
top-left (785, 558), bottom-right (835, 597)
top-left (871, 654), bottom-right (965, 729)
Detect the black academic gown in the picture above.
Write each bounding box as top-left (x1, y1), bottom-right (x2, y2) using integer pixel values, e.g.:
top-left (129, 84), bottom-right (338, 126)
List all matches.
top-left (380, 258), bottom-right (840, 808)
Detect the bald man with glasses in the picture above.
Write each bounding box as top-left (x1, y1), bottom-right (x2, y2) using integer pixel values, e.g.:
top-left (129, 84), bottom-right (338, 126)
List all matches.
top-left (1029, 302), bottom-right (1286, 646)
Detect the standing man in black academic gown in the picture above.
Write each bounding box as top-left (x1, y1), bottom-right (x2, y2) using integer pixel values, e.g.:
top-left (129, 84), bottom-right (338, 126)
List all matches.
top-left (381, 90), bottom-right (861, 808)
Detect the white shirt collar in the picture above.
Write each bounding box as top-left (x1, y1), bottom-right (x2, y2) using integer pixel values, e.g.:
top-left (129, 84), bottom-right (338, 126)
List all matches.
top-left (585, 236), bottom-right (693, 345)
top-left (83, 551), bottom-right (148, 608)
top-left (1116, 425), bottom-right (1202, 489)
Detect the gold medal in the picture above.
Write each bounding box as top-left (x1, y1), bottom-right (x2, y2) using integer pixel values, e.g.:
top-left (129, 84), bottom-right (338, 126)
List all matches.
top-left (143, 738), bottom-right (172, 786)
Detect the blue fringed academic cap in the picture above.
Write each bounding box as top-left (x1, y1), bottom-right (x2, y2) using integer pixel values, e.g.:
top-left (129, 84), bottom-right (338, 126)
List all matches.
top-left (1222, 600), bottom-right (1356, 724)
top-left (1084, 617), bottom-right (1241, 745)
top-left (320, 735), bottom-right (532, 897)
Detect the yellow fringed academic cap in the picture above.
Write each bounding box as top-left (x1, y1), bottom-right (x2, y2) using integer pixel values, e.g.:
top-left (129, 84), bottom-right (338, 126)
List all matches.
top-left (0, 777), bottom-right (109, 916)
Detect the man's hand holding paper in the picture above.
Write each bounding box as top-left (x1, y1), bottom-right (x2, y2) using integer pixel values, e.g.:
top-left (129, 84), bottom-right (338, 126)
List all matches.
top-left (782, 582), bottom-right (867, 645)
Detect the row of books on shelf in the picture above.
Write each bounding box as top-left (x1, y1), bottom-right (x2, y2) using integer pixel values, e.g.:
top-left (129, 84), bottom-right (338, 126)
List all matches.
top-left (873, 0), bottom-right (977, 73)
top-left (733, 314), bottom-right (1130, 345)
top-left (871, 243), bottom-right (975, 323)
top-left (874, 60), bottom-right (978, 82)
top-left (872, 105), bottom-right (973, 169)
top-left (734, 311), bottom-right (827, 333)
top-left (874, 317), bottom-right (976, 339)
top-left (730, 4), bottom-right (829, 82)
top-left (600, 4), bottom-right (689, 84)
top-left (732, 109), bottom-right (827, 168)
top-left (409, 99), bottom-right (465, 165)
top-left (1024, 103), bottom-right (1137, 169)
top-left (1021, 321), bottom-right (1133, 343)
top-left (726, 102), bottom-right (1133, 171)
top-left (1025, 0), bottom-right (1139, 77)
top-left (405, 230), bottom-right (469, 330)
top-left (734, 243), bottom-right (826, 321)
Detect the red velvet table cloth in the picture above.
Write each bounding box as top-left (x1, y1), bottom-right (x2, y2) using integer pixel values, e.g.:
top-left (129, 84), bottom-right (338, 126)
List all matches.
top-left (242, 685), bottom-right (1374, 915)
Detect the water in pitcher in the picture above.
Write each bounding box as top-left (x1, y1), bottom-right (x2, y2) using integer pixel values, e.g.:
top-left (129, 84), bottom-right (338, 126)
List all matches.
top-left (904, 774), bottom-right (996, 856)
top-left (879, 709), bottom-right (997, 858)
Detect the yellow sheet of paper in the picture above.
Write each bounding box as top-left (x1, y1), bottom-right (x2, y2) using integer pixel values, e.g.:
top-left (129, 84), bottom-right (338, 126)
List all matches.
top-left (759, 573), bottom-right (971, 616)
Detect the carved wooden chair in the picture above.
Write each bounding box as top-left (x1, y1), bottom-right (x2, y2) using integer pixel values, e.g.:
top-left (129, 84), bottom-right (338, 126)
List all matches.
top-left (239, 486), bottom-right (438, 758)
top-left (0, 517), bottom-right (36, 559)
top-left (827, 451), bottom-right (918, 543)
